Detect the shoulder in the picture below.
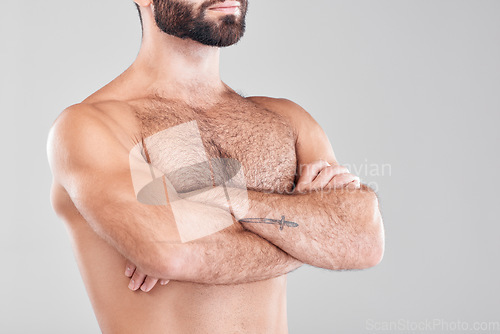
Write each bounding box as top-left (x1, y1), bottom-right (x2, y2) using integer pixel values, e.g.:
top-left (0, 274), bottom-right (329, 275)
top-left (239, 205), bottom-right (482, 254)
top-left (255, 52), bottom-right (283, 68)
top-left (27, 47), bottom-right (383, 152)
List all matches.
top-left (48, 103), bottom-right (104, 153)
top-left (48, 103), bottom-right (116, 154)
top-left (48, 99), bottom-right (139, 150)
top-left (246, 96), bottom-right (323, 135)
top-left (46, 101), bottom-right (136, 183)
top-left (51, 99), bottom-right (138, 133)
top-left (246, 96), bottom-right (309, 118)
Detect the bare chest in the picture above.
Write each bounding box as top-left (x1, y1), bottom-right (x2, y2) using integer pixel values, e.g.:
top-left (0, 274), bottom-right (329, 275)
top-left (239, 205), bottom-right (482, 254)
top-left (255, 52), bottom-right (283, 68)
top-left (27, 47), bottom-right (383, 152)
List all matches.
top-left (133, 98), bottom-right (297, 194)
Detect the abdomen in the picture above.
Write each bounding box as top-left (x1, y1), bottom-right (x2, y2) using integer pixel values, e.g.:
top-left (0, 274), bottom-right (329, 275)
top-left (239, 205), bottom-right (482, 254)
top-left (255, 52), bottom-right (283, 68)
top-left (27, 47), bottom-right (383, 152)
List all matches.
top-left (62, 202), bottom-right (288, 334)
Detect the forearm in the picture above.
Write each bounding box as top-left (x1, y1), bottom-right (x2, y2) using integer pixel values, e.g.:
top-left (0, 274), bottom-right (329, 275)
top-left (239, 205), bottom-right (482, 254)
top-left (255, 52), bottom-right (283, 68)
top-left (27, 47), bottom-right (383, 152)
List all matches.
top-left (169, 220), bottom-right (302, 284)
top-left (107, 198), bottom-right (302, 284)
top-left (186, 185), bottom-right (384, 270)
top-left (238, 185), bottom-right (384, 270)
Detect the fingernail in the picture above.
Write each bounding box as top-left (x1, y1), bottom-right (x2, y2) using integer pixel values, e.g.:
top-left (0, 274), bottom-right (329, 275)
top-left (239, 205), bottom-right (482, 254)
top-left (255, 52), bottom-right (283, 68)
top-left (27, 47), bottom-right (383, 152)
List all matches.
top-left (128, 279), bottom-right (135, 290)
top-left (140, 285), bottom-right (148, 292)
top-left (161, 280), bottom-right (169, 285)
top-left (125, 267), bottom-right (132, 277)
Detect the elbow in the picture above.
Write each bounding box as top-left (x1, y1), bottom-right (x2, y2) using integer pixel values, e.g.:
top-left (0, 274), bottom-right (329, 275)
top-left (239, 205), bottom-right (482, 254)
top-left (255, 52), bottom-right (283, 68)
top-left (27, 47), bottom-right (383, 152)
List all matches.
top-left (138, 244), bottom-right (187, 280)
top-left (357, 192), bottom-right (385, 269)
top-left (358, 230), bottom-right (385, 269)
top-left (321, 188), bottom-right (385, 271)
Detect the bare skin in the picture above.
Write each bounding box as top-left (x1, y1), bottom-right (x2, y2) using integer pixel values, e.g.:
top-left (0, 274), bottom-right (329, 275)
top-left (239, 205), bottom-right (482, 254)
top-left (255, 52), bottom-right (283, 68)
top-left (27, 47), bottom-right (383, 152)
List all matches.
top-left (46, 1), bottom-right (384, 333)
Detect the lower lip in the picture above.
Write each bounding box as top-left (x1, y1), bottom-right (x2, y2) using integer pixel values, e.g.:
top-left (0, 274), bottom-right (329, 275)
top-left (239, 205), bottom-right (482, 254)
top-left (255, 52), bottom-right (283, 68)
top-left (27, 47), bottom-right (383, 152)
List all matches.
top-left (208, 6), bottom-right (240, 14)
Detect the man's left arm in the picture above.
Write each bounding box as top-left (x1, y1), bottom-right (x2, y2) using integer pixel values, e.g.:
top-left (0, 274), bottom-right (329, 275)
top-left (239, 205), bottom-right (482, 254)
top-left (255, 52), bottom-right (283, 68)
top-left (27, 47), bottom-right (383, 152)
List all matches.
top-left (192, 97), bottom-right (385, 270)
top-left (247, 98), bottom-right (384, 269)
top-left (236, 184), bottom-right (383, 270)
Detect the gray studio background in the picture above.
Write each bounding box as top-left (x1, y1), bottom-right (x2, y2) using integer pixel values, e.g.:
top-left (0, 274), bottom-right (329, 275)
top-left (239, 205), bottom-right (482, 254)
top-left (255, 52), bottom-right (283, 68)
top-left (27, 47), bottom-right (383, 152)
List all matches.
top-left (1, 0), bottom-right (499, 333)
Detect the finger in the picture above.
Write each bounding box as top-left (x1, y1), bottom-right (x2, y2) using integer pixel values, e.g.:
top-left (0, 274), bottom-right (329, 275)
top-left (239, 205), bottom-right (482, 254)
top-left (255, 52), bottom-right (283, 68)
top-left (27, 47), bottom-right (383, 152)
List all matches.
top-left (346, 178), bottom-right (361, 190)
top-left (309, 167), bottom-right (336, 190)
top-left (128, 269), bottom-right (147, 291)
top-left (346, 176), bottom-right (361, 189)
top-left (310, 165), bottom-right (349, 189)
top-left (297, 160), bottom-right (330, 183)
top-left (327, 173), bottom-right (359, 189)
top-left (124, 261), bottom-right (136, 278)
top-left (295, 160), bottom-right (332, 191)
top-left (140, 276), bottom-right (159, 292)
top-left (160, 279), bottom-right (170, 286)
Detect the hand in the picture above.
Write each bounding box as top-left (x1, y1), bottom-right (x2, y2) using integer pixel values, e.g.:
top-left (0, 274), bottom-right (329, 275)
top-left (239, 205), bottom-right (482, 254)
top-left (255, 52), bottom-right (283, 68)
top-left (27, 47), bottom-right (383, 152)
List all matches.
top-left (124, 260), bottom-right (169, 292)
top-left (294, 160), bottom-right (360, 194)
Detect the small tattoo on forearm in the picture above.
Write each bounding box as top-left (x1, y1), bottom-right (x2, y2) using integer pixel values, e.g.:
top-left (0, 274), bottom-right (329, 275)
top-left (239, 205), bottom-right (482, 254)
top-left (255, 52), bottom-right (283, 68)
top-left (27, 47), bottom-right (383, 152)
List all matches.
top-left (238, 215), bottom-right (298, 231)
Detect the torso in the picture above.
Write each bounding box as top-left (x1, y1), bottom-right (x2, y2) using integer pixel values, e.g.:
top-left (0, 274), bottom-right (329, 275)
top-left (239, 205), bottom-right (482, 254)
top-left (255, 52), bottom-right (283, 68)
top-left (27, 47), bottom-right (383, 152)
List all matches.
top-left (52, 89), bottom-right (298, 333)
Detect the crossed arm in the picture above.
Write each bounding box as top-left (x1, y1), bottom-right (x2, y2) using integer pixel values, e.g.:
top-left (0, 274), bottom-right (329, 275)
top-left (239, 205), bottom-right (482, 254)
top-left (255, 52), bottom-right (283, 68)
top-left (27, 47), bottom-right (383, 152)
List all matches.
top-left (186, 180), bottom-right (382, 271)
top-left (48, 105), bottom-right (302, 288)
top-left (47, 99), bottom-right (384, 292)
top-left (174, 98), bottom-right (384, 273)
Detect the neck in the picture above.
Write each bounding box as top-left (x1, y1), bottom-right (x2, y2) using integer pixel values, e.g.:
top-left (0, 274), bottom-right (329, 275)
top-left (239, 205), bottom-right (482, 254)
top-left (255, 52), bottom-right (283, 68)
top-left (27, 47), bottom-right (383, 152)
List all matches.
top-left (124, 5), bottom-right (230, 104)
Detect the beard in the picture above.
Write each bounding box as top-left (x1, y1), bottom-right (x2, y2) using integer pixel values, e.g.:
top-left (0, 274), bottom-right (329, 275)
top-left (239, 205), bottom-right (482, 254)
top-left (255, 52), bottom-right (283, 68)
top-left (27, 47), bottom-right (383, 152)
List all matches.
top-left (152, 0), bottom-right (248, 47)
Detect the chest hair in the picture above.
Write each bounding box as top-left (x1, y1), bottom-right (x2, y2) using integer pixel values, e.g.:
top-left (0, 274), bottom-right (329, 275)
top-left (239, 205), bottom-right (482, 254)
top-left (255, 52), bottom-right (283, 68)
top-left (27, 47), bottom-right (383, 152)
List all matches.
top-left (132, 95), bottom-right (297, 194)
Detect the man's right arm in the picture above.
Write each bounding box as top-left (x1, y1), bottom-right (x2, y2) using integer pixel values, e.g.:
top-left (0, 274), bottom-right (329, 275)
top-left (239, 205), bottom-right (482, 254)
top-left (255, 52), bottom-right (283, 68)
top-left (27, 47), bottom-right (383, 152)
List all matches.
top-left (47, 104), bottom-right (301, 285)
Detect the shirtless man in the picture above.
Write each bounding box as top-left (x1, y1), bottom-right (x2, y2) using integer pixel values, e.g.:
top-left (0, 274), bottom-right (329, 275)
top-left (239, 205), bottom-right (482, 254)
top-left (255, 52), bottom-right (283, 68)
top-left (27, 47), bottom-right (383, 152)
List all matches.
top-left (46, 0), bottom-right (385, 333)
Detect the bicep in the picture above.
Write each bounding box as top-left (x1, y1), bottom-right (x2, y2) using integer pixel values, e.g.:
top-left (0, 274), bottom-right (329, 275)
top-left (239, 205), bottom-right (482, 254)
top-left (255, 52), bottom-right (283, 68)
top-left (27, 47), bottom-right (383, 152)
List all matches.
top-left (270, 98), bottom-right (338, 165)
top-left (47, 107), bottom-right (175, 273)
top-left (295, 110), bottom-right (337, 166)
